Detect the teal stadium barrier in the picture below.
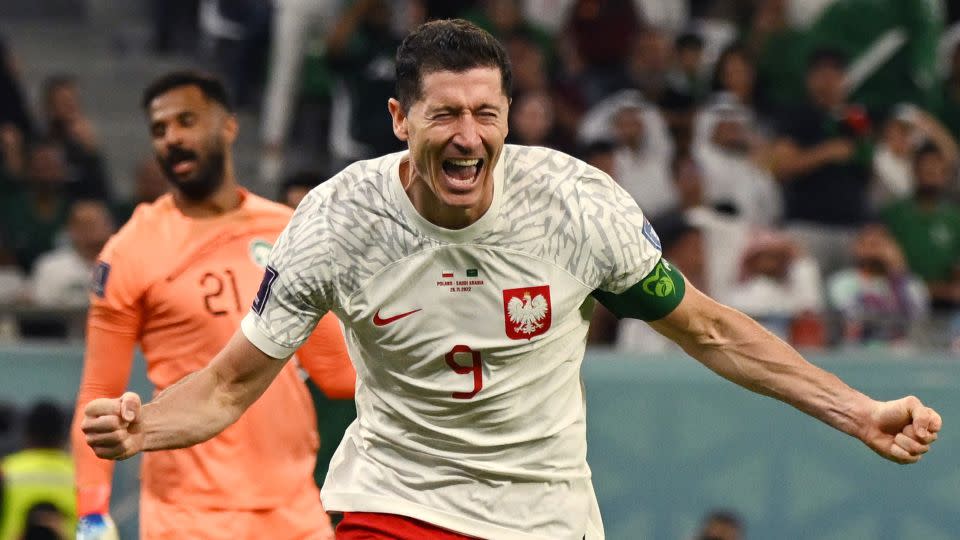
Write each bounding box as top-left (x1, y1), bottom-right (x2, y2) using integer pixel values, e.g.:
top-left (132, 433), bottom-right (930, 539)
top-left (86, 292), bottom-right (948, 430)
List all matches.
top-left (1, 345), bottom-right (956, 540)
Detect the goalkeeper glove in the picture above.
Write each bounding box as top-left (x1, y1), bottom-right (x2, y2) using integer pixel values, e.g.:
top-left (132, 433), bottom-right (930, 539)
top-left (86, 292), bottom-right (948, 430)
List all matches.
top-left (77, 513), bottom-right (119, 540)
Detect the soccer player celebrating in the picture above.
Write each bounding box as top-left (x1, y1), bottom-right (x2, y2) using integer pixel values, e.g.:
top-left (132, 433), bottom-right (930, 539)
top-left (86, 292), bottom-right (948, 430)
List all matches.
top-left (82, 22), bottom-right (942, 540)
top-left (72, 72), bottom-right (355, 540)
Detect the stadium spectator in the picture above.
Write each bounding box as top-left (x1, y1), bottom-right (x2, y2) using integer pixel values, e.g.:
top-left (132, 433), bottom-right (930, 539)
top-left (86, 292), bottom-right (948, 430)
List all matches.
top-left (804, 0), bottom-right (943, 114)
top-left (667, 31), bottom-right (708, 105)
top-left (692, 97), bottom-right (781, 226)
top-left (0, 239), bottom-right (26, 306)
top-left (579, 90), bottom-right (676, 217)
top-left (580, 138), bottom-right (616, 175)
top-left (110, 157), bottom-right (168, 226)
top-left (20, 502), bottom-right (67, 540)
top-left (695, 509), bottom-right (744, 540)
top-left (882, 143), bottom-right (960, 310)
top-left (0, 138), bottom-right (72, 274)
top-left (0, 401), bottom-right (75, 540)
top-left (711, 42), bottom-right (768, 119)
top-left (72, 70), bottom-right (354, 540)
top-left (716, 229), bottom-right (825, 343)
top-left (0, 35), bottom-right (33, 147)
top-left (622, 26), bottom-right (673, 106)
top-left (828, 224), bottom-right (929, 345)
top-left (0, 123), bottom-right (25, 181)
top-left (201, 0), bottom-right (273, 110)
top-left (326, 0), bottom-right (409, 161)
top-left (280, 170), bottom-right (322, 209)
top-left (463, 0), bottom-right (554, 62)
top-left (149, 0), bottom-right (199, 55)
top-left (40, 75), bottom-right (111, 202)
top-left (258, 0), bottom-right (344, 185)
top-left (660, 30), bottom-right (708, 139)
top-left (770, 48), bottom-right (874, 275)
top-left (563, 0), bottom-right (642, 104)
top-left (505, 34), bottom-right (550, 96)
top-left (507, 90), bottom-right (566, 150)
top-left (939, 40), bottom-right (960, 141)
top-left (30, 200), bottom-right (114, 308)
top-left (872, 103), bottom-right (958, 208)
top-left (746, 0), bottom-right (808, 110)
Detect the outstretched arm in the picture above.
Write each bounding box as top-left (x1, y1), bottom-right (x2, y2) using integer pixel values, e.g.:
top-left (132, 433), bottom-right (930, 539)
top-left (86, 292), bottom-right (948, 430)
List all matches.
top-left (82, 330), bottom-right (287, 460)
top-left (648, 278), bottom-right (942, 464)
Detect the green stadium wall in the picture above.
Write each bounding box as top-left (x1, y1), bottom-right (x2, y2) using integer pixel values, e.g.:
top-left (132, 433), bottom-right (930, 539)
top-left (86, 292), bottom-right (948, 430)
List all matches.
top-left (1, 345), bottom-right (956, 540)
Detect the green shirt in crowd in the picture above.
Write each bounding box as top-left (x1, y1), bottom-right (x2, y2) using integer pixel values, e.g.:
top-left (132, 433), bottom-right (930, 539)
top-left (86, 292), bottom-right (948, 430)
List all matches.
top-left (881, 198), bottom-right (960, 282)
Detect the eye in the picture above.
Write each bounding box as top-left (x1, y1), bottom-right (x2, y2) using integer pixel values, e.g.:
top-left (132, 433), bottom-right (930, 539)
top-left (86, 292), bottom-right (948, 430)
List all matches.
top-left (178, 112), bottom-right (197, 127)
top-left (150, 123), bottom-right (165, 138)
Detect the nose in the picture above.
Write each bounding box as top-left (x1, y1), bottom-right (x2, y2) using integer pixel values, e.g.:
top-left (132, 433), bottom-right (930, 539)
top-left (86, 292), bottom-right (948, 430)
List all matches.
top-left (451, 114), bottom-right (481, 153)
top-left (161, 124), bottom-right (186, 149)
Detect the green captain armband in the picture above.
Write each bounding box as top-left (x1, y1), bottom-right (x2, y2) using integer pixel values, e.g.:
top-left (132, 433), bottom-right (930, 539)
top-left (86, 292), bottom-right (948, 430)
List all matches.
top-left (591, 258), bottom-right (686, 321)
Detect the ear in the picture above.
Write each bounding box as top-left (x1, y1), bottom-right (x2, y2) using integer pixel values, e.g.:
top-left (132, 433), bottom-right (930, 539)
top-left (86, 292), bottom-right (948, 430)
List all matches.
top-left (222, 113), bottom-right (239, 145)
top-left (388, 98), bottom-right (409, 141)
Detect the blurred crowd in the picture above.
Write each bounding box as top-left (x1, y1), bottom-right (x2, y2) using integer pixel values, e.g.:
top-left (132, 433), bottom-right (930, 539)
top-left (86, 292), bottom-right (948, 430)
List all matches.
top-left (0, 400), bottom-right (75, 540)
top-left (3, 0), bottom-right (960, 351)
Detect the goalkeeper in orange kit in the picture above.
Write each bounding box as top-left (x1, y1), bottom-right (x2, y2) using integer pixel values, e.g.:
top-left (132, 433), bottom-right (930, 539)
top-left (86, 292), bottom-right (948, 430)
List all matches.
top-left (71, 71), bottom-right (356, 540)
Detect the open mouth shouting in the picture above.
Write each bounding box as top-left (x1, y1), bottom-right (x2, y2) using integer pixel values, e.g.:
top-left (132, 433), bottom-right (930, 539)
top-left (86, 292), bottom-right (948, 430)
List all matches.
top-left (164, 147), bottom-right (199, 178)
top-left (440, 157), bottom-right (484, 192)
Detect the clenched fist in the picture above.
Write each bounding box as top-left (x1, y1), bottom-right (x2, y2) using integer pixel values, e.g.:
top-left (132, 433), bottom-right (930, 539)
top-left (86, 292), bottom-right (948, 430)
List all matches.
top-left (82, 392), bottom-right (145, 460)
top-left (862, 396), bottom-right (942, 464)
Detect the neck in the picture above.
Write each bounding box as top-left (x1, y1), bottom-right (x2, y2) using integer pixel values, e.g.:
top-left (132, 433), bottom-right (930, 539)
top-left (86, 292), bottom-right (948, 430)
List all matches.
top-left (401, 159), bottom-right (491, 230)
top-left (173, 164), bottom-right (242, 218)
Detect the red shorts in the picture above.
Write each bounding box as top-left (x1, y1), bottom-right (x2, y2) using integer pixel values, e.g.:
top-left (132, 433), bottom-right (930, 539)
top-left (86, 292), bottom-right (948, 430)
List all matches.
top-left (335, 512), bottom-right (480, 540)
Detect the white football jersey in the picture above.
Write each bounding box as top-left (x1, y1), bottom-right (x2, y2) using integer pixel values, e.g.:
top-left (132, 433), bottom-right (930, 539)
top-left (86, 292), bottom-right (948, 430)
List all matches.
top-left (242, 145), bottom-right (662, 539)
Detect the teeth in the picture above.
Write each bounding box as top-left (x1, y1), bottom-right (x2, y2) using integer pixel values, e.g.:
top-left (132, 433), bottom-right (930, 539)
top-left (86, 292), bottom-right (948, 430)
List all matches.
top-left (446, 158), bottom-right (480, 167)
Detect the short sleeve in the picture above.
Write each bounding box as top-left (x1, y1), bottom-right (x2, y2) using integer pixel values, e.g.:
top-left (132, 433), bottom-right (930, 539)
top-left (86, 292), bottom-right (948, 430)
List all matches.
top-left (241, 193), bottom-right (336, 359)
top-left (580, 172), bottom-right (663, 294)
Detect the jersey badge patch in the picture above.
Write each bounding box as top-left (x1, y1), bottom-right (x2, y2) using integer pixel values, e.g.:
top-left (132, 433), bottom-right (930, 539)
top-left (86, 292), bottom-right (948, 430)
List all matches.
top-left (249, 239), bottom-right (273, 268)
top-left (642, 218), bottom-right (662, 251)
top-left (252, 265), bottom-right (279, 315)
top-left (503, 285), bottom-right (551, 340)
top-left (91, 261), bottom-right (110, 298)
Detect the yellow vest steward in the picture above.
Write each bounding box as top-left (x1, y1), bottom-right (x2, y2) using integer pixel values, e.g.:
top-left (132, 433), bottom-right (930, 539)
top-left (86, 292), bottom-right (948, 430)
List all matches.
top-left (0, 448), bottom-right (77, 540)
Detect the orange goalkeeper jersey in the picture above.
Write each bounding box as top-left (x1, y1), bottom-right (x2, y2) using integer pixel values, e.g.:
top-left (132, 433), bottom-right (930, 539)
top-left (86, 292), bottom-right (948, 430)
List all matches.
top-left (71, 189), bottom-right (355, 515)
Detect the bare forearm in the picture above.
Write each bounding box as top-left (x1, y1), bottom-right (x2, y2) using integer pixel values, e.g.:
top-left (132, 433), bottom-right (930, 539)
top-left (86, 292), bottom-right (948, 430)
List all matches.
top-left (139, 368), bottom-right (245, 451)
top-left (772, 142), bottom-right (838, 182)
top-left (662, 304), bottom-right (873, 439)
top-left (139, 332), bottom-right (286, 451)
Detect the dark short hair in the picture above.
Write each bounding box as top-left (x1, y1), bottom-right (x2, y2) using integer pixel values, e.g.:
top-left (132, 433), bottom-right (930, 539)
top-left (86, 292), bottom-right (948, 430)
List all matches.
top-left (701, 509), bottom-right (743, 529)
top-left (711, 42), bottom-right (750, 91)
top-left (914, 142), bottom-right (944, 168)
top-left (579, 139), bottom-right (616, 161)
top-left (675, 32), bottom-right (704, 51)
top-left (807, 47), bottom-right (848, 72)
top-left (24, 401), bottom-right (66, 449)
top-left (141, 70), bottom-right (233, 112)
top-left (41, 74), bottom-right (77, 103)
top-left (395, 19), bottom-right (512, 111)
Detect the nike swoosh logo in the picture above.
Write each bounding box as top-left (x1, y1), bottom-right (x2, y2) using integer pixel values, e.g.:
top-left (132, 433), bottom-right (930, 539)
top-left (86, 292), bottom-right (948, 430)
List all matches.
top-left (372, 308), bottom-right (422, 326)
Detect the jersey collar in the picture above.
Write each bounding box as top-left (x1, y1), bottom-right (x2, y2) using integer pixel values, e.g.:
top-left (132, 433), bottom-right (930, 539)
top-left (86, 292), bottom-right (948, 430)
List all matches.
top-left (388, 150), bottom-right (505, 243)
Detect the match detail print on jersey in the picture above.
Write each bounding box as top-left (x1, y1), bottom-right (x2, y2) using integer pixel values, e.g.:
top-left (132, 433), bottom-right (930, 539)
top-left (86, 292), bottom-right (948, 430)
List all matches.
top-left (502, 285), bottom-right (551, 340)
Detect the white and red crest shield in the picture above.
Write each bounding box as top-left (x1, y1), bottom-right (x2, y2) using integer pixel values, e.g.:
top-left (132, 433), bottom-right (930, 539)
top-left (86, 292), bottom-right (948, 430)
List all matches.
top-left (502, 285), bottom-right (551, 340)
